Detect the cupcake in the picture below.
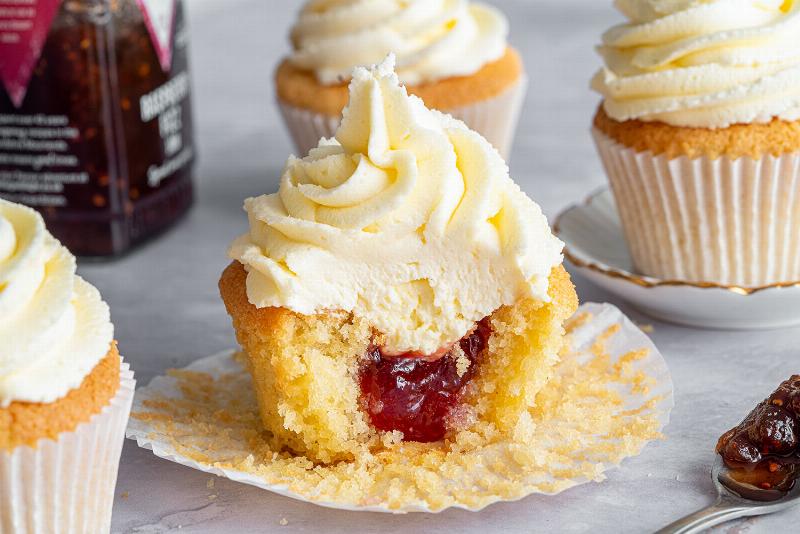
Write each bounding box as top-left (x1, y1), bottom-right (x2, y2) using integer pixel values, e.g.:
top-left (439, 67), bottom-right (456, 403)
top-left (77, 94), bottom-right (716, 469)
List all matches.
top-left (221, 56), bottom-right (576, 464)
top-left (591, 0), bottom-right (800, 287)
top-left (0, 199), bottom-right (134, 533)
top-left (276, 0), bottom-right (526, 159)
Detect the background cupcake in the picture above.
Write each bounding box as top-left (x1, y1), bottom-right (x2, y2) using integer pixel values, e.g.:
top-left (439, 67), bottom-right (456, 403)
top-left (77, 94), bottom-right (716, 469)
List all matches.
top-left (0, 199), bottom-right (134, 534)
top-left (591, 0), bottom-right (800, 287)
top-left (276, 0), bottom-right (526, 158)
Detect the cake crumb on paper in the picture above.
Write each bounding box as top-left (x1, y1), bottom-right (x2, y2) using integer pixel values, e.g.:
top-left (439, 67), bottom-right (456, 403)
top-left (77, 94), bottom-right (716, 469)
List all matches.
top-left (638, 324), bottom-right (654, 333)
top-left (130, 306), bottom-right (670, 512)
top-left (207, 478), bottom-right (215, 489)
top-left (120, 491), bottom-right (129, 500)
top-left (279, 518), bottom-right (289, 526)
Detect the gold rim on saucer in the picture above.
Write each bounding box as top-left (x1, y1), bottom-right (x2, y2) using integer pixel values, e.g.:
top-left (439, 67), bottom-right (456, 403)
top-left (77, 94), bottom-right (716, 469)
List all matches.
top-left (553, 188), bottom-right (800, 297)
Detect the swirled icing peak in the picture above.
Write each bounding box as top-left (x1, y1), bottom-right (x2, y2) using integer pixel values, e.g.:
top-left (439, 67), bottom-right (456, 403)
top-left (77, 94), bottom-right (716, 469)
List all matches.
top-left (0, 199), bottom-right (113, 407)
top-left (289, 0), bottom-right (508, 85)
top-left (230, 57), bottom-right (563, 354)
top-left (592, 0), bottom-right (800, 128)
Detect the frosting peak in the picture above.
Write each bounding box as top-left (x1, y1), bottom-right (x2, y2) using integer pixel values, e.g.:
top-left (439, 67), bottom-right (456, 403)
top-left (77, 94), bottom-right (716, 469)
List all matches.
top-left (592, 0), bottom-right (800, 128)
top-left (230, 57), bottom-right (563, 354)
top-left (289, 0), bottom-right (508, 85)
top-left (0, 199), bottom-right (113, 407)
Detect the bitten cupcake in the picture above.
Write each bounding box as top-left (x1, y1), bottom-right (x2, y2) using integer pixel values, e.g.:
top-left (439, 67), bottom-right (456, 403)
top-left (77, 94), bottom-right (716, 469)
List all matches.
top-left (0, 199), bottom-right (134, 534)
top-left (221, 56), bottom-right (576, 464)
top-left (276, 0), bottom-right (526, 159)
top-left (591, 0), bottom-right (800, 287)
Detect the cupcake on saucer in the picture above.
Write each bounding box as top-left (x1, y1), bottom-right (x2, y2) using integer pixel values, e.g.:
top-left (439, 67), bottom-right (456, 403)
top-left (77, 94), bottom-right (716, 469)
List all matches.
top-left (0, 199), bottom-right (134, 533)
top-left (222, 56), bottom-right (576, 464)
top-left (591, 0), bottom-right (800, 287)
top-left (276, 0), bottom-right (526, 159)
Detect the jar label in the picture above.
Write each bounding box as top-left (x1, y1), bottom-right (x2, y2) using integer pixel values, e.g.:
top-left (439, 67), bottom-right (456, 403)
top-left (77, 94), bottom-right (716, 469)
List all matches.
top-left (0, 0), bottom-right (63, 107)
top-left (136, 0), bottom-right (176, 72)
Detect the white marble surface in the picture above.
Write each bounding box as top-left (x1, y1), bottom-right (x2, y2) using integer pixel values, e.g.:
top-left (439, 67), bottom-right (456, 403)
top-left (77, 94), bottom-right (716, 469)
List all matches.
top-left (73, 1), bottom-right (800, 532)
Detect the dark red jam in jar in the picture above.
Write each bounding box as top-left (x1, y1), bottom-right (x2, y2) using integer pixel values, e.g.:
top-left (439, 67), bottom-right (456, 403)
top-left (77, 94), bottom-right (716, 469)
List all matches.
top-left (0, 0), bottom-right (194, 256)
top-left (359, 318), bottom-right (492, 442)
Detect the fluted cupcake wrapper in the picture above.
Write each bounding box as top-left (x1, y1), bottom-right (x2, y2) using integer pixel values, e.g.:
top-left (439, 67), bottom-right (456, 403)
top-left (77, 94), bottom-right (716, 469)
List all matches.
top-left (0, 359), bottom-right (135, 534)
top-left (593, 128), bottom-right (800, 287)
top-left (126, 303), bottom-right (673, 513)
top-left (277, 75), bottom-right (528, 160)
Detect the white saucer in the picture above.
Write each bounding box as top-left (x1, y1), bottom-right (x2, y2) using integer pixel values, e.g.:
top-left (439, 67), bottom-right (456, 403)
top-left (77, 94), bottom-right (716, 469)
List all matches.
top-left (554, 188), bottom-right (800, 330)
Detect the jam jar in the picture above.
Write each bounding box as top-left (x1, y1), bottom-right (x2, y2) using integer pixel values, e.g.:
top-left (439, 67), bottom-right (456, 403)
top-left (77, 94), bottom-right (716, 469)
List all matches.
top-left (0, 0), bottom-right (195, 256)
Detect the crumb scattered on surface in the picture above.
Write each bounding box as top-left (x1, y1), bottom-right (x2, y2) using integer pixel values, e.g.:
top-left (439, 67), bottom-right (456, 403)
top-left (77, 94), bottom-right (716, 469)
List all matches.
top-left (120, 491), bottom-right (129, 500)
top-left (208, 494), bottom-right (217, 501)
top-left (279, 518), bottom-right (289, 526)
top-left (638, 324), bottom-right (654, 333)
top-left (206, 478), bottom-right (215, 489)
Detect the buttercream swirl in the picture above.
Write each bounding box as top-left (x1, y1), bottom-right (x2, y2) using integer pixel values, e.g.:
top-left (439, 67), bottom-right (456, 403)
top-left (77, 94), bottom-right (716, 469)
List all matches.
top-left (592, 0), bottom-right (800, 128)
top-left (0, 199), bottom-right (113, 407)
top-left (230, 56), bottom-right (563, 354)
top-left (289, 0), bottom-right (508, 85)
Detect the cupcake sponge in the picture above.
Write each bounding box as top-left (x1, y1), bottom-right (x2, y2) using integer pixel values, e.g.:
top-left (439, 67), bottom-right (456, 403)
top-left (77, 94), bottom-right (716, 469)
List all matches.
top-left (220, 261), bottom-right (577, 464)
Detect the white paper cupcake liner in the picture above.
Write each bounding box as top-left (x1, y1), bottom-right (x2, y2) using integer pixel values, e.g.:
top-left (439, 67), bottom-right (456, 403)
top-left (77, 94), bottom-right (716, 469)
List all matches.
top-left (593, 128), bottom-right (800, 287)
top-left (126, 303), bottom-right (673, 513)
top-left (278, 75), bottom-right (528, 160)
top-left (0, 358), bottom-right (135, 534)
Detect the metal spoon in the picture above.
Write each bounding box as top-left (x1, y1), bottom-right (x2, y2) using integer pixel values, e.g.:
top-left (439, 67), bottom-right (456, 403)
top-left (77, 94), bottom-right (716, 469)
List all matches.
top-left (656, 457), bottom-right (800, 534)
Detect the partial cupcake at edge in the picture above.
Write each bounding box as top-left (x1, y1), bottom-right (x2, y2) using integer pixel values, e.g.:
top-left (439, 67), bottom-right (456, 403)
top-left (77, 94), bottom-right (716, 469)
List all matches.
top-left (0, 199), bottom-right (134, 533)
top-left (591, 0), bottom-right (800, 288)
top-left (221, 56), bottom-right (577, 465)
top-left (276, 0), bottom-right (527, 159)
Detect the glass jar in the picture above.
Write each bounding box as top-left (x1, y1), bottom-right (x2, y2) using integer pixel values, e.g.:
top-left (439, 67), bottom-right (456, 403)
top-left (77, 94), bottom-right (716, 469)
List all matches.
top-left (0, 0), bottom-right (195, 256)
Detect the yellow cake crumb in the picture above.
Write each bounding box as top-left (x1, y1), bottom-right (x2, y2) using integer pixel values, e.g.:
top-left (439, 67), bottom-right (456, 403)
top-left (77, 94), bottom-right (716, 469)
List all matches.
top-left (219, 262), bottom-right (578, 464)
top-left (132, 309), bottom-right (668, 512)
top-left (453, 344), bottom-right (470, 378)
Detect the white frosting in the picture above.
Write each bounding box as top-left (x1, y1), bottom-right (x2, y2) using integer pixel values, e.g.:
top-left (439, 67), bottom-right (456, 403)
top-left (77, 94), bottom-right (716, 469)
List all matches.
top-left (230, 57), bottom-right (563, 354)
top-left (289, 0), bottom-right (508, 85)
top-left (0, 199), bottom-right (113, 407)
top-left (592, 0), bottom-right (800, 128)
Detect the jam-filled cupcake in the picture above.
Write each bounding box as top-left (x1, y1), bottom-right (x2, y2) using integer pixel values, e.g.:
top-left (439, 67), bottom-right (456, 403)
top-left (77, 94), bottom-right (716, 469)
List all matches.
top-left (221, 56), bottom-right (577, 464)
top-left (276, 0), bottom-right (526, 159)
top-left (591, 0), bottom-right (800, 287)
top-left (0, 199), bottom-right (135, 533)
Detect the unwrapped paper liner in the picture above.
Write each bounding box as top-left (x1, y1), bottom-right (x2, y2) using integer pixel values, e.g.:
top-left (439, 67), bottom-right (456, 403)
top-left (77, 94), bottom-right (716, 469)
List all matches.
top-left (0, 359), bottom-right (135, 533)
top-left (593, 128), bottom-right (800, 287)
top-left (126, 303), bottom-right (673, 513)
top-left (278, 75), bottom-right (528, 161)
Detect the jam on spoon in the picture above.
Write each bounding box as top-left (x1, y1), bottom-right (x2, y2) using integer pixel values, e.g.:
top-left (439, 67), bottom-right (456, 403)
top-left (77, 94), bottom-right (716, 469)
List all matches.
top-left (716, 375), bottom-right (800, 498)
top-left (657, 377), bottom-right (800, 532)
top-left (358, 318), bottom-right (492, 442)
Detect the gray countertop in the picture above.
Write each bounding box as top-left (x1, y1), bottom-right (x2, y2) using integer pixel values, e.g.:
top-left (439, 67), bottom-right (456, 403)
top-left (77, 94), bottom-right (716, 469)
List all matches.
top-left (75, 1), bottom-right (800, 532)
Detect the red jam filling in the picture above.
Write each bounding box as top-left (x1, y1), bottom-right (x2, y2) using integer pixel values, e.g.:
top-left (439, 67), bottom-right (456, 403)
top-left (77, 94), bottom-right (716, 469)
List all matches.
top-left (358, 318), bottom-right (492, 442)
top-left (717, 375), bottom-right (800, 494)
